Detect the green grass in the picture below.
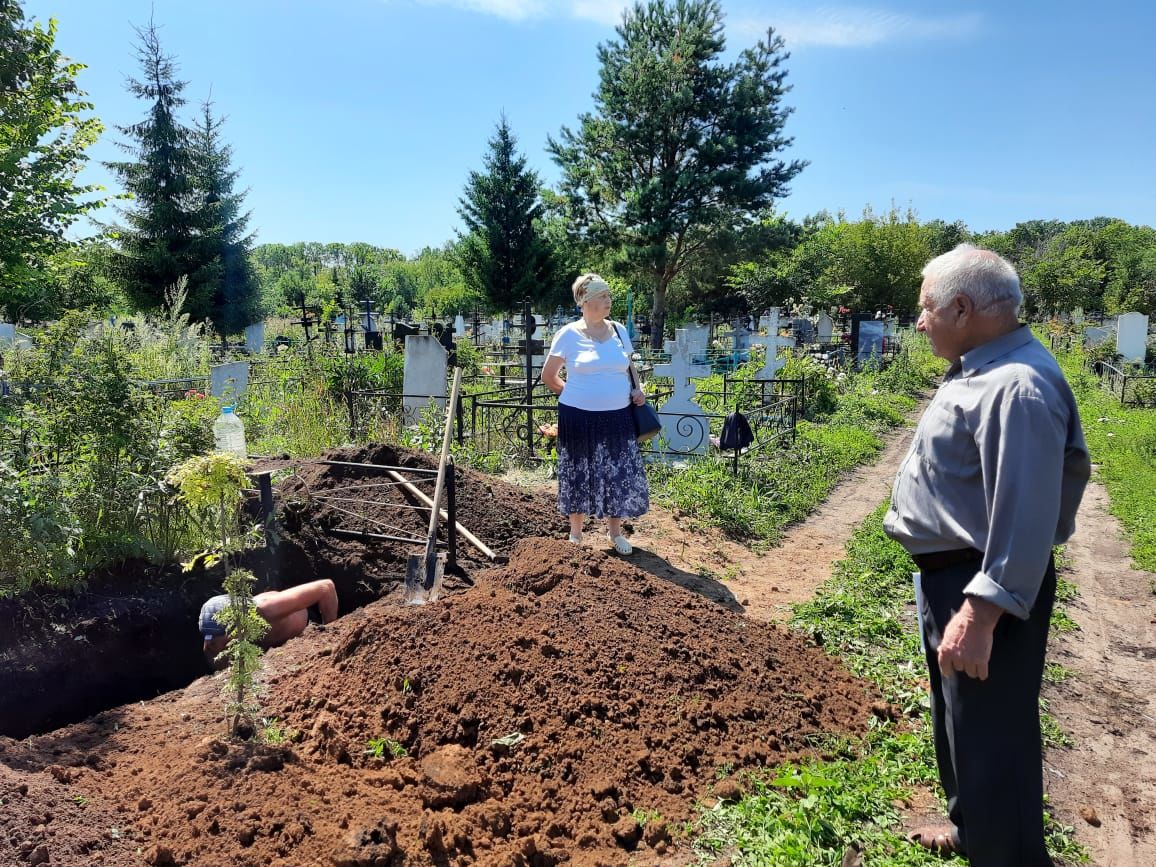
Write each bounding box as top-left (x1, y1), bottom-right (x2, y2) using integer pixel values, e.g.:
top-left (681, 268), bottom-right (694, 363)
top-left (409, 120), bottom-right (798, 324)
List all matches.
top-left (691, 504), bottom-right (1088, 865)
top-left (1054, 345), bottom-right (1156, 574)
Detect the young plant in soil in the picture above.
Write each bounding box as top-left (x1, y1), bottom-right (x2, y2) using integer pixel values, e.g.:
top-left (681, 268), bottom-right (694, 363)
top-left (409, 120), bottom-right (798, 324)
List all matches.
top-left (167, 452), bottom-right (267, 737)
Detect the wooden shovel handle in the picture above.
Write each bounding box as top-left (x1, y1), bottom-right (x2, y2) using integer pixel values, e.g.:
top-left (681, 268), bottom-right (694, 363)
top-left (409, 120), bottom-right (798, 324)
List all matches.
top-left (424, 367), bottom-right (463, 555)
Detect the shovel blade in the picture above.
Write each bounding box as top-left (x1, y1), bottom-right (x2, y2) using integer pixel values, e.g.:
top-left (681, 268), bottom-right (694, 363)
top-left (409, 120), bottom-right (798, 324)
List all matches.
top-left (404, 551), bottom-right (446, 605)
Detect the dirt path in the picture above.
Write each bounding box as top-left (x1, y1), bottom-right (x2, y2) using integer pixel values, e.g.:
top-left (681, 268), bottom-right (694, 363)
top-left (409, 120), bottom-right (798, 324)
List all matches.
top-left (623, 417), bottom-right (920, 622)
top-left (1044, 481), bottom-right (1156, 867)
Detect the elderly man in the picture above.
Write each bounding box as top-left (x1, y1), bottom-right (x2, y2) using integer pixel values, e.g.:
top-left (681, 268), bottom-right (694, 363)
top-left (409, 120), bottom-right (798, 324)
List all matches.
top-left (199, 578), bottom-right (339, 665)
top-left (885, 245), bottom-right (1090, 865)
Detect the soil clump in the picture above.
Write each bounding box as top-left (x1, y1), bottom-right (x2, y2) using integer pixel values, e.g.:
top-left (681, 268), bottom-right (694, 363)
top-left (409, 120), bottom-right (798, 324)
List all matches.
top-left (0, 537), bottom-right (876, 866)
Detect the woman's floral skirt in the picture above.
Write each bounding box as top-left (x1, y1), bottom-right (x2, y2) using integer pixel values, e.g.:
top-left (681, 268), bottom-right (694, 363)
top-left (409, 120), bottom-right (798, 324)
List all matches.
top-left (556, 403), bottom-right (650, 518)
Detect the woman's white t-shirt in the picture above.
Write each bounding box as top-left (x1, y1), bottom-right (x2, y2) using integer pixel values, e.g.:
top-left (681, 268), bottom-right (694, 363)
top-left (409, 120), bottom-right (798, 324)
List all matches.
top-left (548, 320), bottom-right (634, 411)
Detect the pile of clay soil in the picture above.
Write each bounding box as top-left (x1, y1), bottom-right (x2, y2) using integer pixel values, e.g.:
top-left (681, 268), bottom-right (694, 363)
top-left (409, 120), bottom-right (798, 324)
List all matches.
top-left (266, 442), bottom-right (569, 609)
top-left (0, 538), bottom-right (882, 866)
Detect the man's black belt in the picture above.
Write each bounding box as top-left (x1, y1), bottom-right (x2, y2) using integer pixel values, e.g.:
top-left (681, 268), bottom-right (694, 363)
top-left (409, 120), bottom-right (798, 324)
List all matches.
top-left (912, 547), bottom-right (984, 572)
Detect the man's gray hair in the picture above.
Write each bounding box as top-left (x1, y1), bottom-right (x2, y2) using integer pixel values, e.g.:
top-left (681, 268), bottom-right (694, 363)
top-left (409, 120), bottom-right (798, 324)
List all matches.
top-left (922, 244), bottom-right (1022, 317)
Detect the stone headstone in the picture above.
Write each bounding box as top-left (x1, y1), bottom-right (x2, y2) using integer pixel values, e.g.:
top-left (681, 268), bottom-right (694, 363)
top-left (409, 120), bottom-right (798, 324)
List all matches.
top-left (792, 317), bottom-right (814, 345)
top-left (856, 320), bottom-right (885, 363)
top-left (210, 361), bottom-right (250, 402)
top-left (244, 322), bottom-right (265, 354)
top-left (816, 312), bottom-right (834, 342)
top-left (0, 323), bottom-right (15, 344)
top-left (454, 314), bottom-right (466, 337)
top-left (884, 317), bottom-right (898, 338)
top-left (731, 318), bottom-right (753, 354)
top-left (1116, 312), bottom-right (1148, 363)
top-left (748, 309), bottom-right (793, 380)
top-left (653, 329), bottom-right (712, 457)
top-left (682, 324), bottom-right (711, 362)
top-left (1084, 326), bottom-right (1111, 348)
top-left (402, 335), bottom-right (448, 424)
top-left (1071, 307), bottom-right (1085, 326)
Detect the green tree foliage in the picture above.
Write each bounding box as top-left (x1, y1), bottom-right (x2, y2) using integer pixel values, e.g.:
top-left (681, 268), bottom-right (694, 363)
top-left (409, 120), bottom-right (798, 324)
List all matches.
top-left (731, 207), bottom-right (932, 313)
top-left (549, 0), bottom-right (806, 347)
top-left (0, 0), bottom-right (105, 320)
top-left (457, 116), bottom-right (558, 312)
top-left (105, 21), bottom-right (207, 315)
top-left (188, 99), bottom-right (260, 334)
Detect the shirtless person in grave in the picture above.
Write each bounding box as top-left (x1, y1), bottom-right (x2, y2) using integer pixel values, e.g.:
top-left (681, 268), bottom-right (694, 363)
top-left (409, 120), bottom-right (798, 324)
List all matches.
top-left (198, 579), bottom-right (338, 666)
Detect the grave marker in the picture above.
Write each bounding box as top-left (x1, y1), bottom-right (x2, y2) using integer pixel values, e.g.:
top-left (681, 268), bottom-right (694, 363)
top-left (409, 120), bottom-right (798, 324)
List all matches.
top-left (244, 322), bottom-right (265, 354)
top-left (653, 329), bottom-right (712, 456)
top-left (1116, 312), bottom-right (1148, 363)
top-left (210, 361), bottom-right (250, 402)
top-left (402, 336), bottom-right (448, 423)
top-left (748, 308), bottom-right (793, 380)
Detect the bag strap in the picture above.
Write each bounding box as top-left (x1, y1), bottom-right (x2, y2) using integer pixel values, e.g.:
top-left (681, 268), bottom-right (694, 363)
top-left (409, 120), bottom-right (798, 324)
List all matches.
top-left (611, 322), bottom-right (638, 390)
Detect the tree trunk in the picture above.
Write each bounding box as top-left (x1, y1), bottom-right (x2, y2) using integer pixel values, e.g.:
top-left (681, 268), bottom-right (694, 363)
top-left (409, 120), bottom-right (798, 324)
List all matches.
top-left (648, 275), bottom-right (670, 351)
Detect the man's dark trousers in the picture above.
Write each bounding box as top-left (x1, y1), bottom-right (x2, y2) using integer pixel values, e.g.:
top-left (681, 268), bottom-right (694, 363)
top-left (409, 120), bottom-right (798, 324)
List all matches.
top-left (920, 556), bottom-right (1056, 867)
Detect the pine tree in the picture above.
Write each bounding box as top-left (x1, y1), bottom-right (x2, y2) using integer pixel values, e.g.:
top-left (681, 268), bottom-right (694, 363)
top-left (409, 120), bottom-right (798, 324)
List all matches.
top-left (105, 21), bottom-right (208, 315)
top-left (189, 99), bottom-right (259, 334)
top-left (457, 115), bottom-right (558, 312)
top-left (548, 0), bottom-right (806, 347)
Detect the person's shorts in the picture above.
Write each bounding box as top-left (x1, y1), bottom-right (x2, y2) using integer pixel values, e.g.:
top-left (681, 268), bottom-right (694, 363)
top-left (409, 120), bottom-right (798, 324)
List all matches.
top-left (199, 594), bottom-right (230, 640)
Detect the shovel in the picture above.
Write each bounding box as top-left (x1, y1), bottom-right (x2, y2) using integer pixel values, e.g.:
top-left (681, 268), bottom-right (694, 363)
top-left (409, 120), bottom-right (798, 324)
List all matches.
top-left (405, 367), bottom-right (463, 604)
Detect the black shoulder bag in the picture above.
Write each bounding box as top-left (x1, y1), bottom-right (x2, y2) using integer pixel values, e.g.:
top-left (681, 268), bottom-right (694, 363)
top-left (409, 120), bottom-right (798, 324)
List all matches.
top-left (612, 323), bottom-right (662, 443)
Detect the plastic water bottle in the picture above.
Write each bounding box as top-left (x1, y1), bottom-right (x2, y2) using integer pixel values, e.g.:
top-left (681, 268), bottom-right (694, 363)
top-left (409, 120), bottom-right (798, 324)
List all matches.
top-left (212, 405), bottom-right (247, 458)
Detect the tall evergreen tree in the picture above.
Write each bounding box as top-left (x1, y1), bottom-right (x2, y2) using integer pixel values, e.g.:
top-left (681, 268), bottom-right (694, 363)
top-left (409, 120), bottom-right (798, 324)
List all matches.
top-left (456, 115), bottom-right (557, 312)
top-left (189, 98), bottom-right (259, 333)
top-left (549, 0), bottom-right (806, 347)
top-left (1, 0), bottom-right (105, 319)
top-left (105, 21), bottom-right (208, 315)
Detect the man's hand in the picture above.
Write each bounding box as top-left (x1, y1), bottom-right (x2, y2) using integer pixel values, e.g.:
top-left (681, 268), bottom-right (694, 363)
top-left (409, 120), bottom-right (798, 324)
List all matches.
top-left (630, 387), bottom-right (645, 406)
top-left (937, 597), bottom-right (1003, 680)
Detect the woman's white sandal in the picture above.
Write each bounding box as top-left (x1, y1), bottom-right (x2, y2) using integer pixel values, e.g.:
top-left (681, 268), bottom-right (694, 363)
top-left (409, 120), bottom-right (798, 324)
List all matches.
top-left (567, 533), bottom-right (583, 544)
top-left (608, 534), bottom-right (633, 555)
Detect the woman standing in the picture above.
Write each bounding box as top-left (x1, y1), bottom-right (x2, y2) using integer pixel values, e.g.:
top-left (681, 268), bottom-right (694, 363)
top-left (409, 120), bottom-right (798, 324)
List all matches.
top-left (542, 273), bottom-right (650, 554)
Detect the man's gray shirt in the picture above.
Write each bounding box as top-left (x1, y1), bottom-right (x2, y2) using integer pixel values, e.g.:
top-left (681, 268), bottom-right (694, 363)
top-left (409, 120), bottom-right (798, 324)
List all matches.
top-left (884, 326), bottom-right (1090, 619)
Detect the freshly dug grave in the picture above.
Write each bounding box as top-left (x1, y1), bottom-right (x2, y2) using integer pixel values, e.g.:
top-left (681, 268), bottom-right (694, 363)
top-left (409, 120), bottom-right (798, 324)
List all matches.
top-left (0, 443), bottom-right (566, 738)
top-left (267, 442), bottom-right (569, 609)
top-left (0, 538), bottom-right (879, 866)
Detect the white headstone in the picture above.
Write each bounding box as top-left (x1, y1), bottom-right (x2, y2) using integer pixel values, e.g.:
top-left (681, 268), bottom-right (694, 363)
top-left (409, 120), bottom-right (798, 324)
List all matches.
top-left (682, 324), bottom-right (711, 362)
top-left (653, 329), bottom-right (712, 457)
top-left (210, 361), bottom-right (250, 402)
top-left (1084, 326), bottom-right (1111, 348)
top-left (0, 323), bottom-right (15, 344)
top-left (402, 335), bottom-right (448, 423)
top-left (454, 314), bottom-right (466, 337)
top-left (884, 317), bottom-right (898, 338)
top-left (1116, 312), bottom-right (1148, 363)
top-left (816, 312), bottom-right (834, 342)
top-left (1071, 307), bottom-right (1085, 326)
top-left (244, 322), bottom-right (265, 354)
top-left (748, 309), bottom-right (794, 380)
top-left (731, 318), bottom-right (753, 354)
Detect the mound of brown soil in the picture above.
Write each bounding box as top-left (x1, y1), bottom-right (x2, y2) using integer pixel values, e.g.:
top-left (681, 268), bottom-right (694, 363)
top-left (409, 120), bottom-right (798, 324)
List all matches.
top-left (0, 538), bottom-right (876, 866)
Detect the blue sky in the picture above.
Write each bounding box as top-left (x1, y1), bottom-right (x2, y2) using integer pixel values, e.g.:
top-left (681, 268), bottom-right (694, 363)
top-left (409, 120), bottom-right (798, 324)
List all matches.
top-left (24, 0), bottom-right (1156, 255)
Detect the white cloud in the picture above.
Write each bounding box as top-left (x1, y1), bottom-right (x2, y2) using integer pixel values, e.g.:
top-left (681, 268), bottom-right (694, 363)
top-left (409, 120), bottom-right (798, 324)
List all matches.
top-left (736, 7), bottom-right (982, 48)
top-left (411, 0), bottom-right (628, 25)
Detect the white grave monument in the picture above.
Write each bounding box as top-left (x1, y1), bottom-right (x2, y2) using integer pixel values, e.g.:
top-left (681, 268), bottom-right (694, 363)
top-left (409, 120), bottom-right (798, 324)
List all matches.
top-left (454, 314), bottom-right (466, 337)
top-left (402, 335), bottom-right (448, 423)
top-left (0, 323), bottom-right (16, 344)
top-left (653, 329), bottom-right (712, 457)
top-left (731, 318), bottom-right (753, 355)
top-left (682, 324), bottom-right (711, 362)
top-left (1116, 312), bottom-right (1148, 363)
top-left (1071, 307), bottom-right (1085, 327)
top-left (816, 311), bottom-right (834, 343)
top-left (244, 322), bottom-right (265, 354)
top-left (210, 361), bottom-right (250, 402)
top-left (748, 308), bottom-right (794, 380)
